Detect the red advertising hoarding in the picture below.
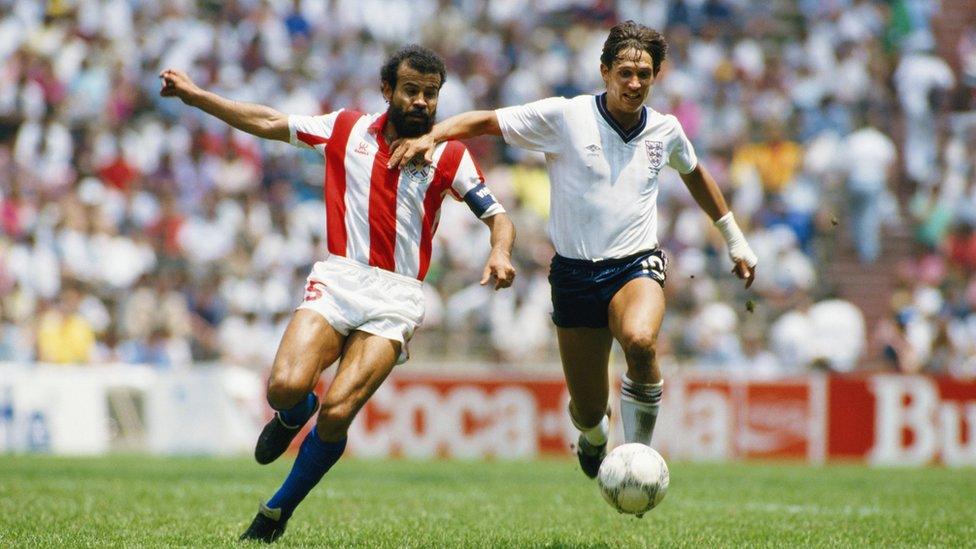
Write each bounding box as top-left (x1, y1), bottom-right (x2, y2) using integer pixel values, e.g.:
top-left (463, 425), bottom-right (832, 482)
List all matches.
top-left (284, 371), bottom-right (976, 466)
top-left (829, 375), bottom-right (976, 466)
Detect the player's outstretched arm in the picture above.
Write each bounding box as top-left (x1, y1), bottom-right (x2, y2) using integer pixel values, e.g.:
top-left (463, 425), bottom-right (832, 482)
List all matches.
top-left (159, 69), bottom-right (289, 142)
top-left (680, 163), bottom-right (757, 288)
top-left (388, 111), bottom-right (501, 168)
top-left (479, 213), bottom-right (516, 290)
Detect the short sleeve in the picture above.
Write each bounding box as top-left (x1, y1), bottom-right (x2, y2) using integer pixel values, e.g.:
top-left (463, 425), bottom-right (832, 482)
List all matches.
top-left (495, 97), bottom-right (568, 154)
top-left (448, 147), bottom-right (505, 219)
top-left (667, 115), bottom-right (698, 174)
top-left (288, 112), bottom-right (341, 150)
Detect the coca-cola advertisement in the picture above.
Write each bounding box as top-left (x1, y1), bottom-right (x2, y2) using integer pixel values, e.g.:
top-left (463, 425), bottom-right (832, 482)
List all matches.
top-left (333, 371), bottom-right (976, 466)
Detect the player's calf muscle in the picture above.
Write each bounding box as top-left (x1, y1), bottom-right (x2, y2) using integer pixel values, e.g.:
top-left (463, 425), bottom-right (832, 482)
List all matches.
top-left (315, 400), bottom-right (358, 441)
top-left (316, 367), bottom-right (392, 439)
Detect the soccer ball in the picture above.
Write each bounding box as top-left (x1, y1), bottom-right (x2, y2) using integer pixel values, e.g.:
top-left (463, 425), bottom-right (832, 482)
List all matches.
top-left (597, 443), bottom-right (669, 517)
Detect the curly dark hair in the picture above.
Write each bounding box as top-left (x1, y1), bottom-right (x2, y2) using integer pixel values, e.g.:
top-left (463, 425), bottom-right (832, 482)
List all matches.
top-left (380, 44), bottom-right (447, 90)
top-left (600, 20), bottom-right (667, 76)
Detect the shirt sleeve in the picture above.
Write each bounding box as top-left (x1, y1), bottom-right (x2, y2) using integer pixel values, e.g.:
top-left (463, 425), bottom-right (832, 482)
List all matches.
top-left (288, 111), bottom-right (341, 150)
top-left (667, 115), bottom-right (699, 174)
top-left (448, 147), bottom-right (505, 219)
top-left (494, 97), bottom-right (568, 154)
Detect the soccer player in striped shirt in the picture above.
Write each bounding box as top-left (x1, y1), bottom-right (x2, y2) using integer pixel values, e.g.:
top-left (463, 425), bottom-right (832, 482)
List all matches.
top-left (389, 22), bottom-right (758, 481)
top-left (160, 45), bottom-right (515, 542)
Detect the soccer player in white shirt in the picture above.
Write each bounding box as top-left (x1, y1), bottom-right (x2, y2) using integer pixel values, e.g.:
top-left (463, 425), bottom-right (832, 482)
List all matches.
top-left (389, 22), bottom-right (757, 479)
top-left (160, 46), bottom-right (516, 541)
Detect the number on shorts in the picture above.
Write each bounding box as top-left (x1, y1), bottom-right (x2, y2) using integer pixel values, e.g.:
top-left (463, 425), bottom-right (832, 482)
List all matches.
top-left (303, 281), bottom-right (325, 302)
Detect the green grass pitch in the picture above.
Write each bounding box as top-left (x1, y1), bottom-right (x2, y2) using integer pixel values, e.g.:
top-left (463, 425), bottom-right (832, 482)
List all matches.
top-left (1, 455), bottom-right (974, 547)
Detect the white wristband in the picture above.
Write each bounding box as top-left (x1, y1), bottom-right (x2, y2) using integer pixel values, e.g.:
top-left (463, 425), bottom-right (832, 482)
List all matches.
top-left (714, 212), bottom-right (758, 268)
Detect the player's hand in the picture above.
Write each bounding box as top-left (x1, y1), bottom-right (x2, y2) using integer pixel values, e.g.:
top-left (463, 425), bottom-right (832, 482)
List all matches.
top-left (732, 259), bottom-right (755, 289)
top-left (159, 69), bottom-right (200, 105)
top-left (388, 134), bottom-right (436, 169)
top-left (481, 250), bottom-right (516, 290)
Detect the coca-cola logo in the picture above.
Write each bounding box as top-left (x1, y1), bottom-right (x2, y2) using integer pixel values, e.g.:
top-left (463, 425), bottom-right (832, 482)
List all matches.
top-left (346, 380), bottom-right (575, 459)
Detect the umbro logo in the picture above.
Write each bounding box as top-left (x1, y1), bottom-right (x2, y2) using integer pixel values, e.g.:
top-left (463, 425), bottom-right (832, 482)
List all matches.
top-left (585, 144), bottom-right (601, 154)
top-left (355, 142), bottom-right (370, 155)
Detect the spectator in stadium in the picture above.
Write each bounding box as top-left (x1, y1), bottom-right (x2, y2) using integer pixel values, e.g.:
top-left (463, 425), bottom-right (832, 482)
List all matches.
top-left (387, 21), bottom-right (757, 483)
top-left (894, 41), bottom-right (955, 186)
top-left (910, 184), bottom-right (954, 250)
top-left (0, 294), bottom-right (34, 362)
top-left (730, 120), bottom-right (803, 196)
top-left (159, 45), bottom-right (515, 542)
top-left (838, 109), bottom-right (898, 262)
top-left (35, 283), bottom-right (96, 364)
top-left (946, 221), bottom-right (976, 272)
top-left (875, 308), bottom-right (927, 373)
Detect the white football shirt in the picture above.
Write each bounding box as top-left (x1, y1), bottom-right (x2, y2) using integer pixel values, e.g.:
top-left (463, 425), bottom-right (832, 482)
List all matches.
top-left (496, 94), bottom-right (698, 260)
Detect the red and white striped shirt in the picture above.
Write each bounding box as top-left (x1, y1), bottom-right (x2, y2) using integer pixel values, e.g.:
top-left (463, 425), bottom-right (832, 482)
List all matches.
top-left (289, 110), bottom-right (504, 281)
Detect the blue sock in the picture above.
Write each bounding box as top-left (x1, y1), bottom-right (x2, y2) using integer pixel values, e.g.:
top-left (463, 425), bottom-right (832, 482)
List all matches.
top-left (266, 427), bottom-right (346, 520)
top-left (276, 392), bottom-right (317, 428)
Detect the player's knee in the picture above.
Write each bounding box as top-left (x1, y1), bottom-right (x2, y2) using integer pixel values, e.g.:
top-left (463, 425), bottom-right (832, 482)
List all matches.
top-left (620, 331), bottom-right (657, 365)
top-left (266, 368), bottom-right (312, 409)
top-left (315, 399), bottom-right (357, 439)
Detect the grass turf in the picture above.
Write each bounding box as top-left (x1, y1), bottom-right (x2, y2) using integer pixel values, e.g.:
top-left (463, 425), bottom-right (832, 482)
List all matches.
top-left (0, 455), bottom-right (974, 547)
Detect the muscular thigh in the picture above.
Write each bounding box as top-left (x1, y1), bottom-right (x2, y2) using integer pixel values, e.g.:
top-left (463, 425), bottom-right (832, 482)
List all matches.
top-left (608, 277), bottom-right (666, 349)
top-left (270, 309), bottom-right (346, 391)
top-left (320, 331), bottom-right (401, 417)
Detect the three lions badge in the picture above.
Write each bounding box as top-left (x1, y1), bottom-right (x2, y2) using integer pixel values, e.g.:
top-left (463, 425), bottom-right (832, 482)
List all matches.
top-left (644, 140), bottom-right (664, 174)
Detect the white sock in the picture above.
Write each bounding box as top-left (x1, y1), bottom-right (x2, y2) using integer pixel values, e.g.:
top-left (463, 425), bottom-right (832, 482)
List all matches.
top-left (569, 404), bottom-right (609, 446)
top-left (582, 415), bottom-right (609, 446)
top-left (620, 375), bottom-right (663, 445)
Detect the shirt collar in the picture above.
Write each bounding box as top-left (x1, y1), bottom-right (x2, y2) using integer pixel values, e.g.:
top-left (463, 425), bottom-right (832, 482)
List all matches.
top-left (368, 112), bottom-right (388, 136)
top-left (595, 93), bottom-right (647, 143)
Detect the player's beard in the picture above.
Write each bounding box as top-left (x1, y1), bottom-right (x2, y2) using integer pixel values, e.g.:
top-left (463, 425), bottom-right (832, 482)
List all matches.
top-left (388, 104), bottom-right (434, 138)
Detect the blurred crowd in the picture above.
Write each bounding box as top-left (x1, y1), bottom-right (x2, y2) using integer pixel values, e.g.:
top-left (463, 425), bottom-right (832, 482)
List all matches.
top-left (1, 0), bottom-right (975, 376)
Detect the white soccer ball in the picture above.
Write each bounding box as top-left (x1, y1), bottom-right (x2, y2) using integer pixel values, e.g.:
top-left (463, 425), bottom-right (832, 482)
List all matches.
top-left (597, 443), bottom-right (669, 517)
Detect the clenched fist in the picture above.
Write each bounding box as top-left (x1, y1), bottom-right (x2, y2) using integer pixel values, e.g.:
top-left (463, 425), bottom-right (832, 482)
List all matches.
top-left (159, 69), bottom-right (201, 105)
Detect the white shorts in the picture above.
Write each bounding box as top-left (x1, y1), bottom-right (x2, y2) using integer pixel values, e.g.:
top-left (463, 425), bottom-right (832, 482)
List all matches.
top-left (297, 255), bottom-right (425, 363)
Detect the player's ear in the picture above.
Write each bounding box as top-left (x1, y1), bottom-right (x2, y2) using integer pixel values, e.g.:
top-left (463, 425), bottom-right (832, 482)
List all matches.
top-left (381, 81), bottom-right (393, 103)
top-left (600, 63), bottom-right (610, 85)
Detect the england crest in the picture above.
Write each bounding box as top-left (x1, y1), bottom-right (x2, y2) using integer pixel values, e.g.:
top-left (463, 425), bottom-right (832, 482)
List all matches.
top-left (645, 140), bottom-right (665, 169)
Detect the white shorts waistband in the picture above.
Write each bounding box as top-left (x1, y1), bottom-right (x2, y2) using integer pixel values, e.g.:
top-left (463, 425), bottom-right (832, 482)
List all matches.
top-left (323, 254), bottom-right (423, 287)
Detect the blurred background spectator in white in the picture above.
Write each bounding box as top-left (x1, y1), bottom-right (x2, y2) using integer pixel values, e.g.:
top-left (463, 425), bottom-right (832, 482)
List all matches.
top-left (839, 109), bottom-right (898, 262)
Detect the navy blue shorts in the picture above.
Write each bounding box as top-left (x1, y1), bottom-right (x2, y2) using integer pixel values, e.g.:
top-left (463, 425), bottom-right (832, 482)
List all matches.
top-left (548, 249), bottom-right (667, 329)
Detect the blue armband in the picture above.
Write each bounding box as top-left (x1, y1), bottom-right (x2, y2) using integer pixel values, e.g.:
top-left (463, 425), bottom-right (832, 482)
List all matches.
top-left (462, 183), bottom-right (498, 218)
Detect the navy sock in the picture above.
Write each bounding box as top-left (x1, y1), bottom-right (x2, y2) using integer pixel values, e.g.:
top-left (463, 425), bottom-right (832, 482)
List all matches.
top-left (276, 392), bottom-right (317, 428)
top-left (266, 427), bottom-right (346, 520)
